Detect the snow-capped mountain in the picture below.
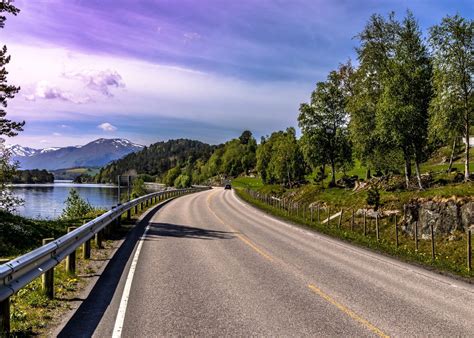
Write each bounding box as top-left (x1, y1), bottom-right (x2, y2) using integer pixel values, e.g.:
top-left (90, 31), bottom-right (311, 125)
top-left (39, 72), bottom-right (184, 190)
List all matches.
top-left (8, 138), bottom-right (144, 170)
top-left (6, 144), bottom-right (40, 157)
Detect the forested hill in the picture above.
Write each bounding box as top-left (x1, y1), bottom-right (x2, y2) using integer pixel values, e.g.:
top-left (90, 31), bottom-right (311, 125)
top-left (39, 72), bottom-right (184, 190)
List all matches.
top-left (94, 139), bottom-right (216, 183)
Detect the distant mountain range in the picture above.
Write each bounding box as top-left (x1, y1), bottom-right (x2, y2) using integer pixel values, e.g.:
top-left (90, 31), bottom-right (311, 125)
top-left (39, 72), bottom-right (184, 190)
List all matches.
top-left (7, 138), bottom-right (144, 170)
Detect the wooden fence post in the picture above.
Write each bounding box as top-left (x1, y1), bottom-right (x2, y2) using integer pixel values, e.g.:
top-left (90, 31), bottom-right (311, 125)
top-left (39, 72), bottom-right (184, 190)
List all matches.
top-left (415, 221), bottom-right (419, 252)
top-left (375, 214), bottom-right (380, 241)
top-left (338, 209), bottom-right (343, 228)
top-left (42, 238), bottom-right (55, 299)
top-left (363, 210), bottom-right (367, 236)
top-left (351, 209), bottom-right (355, 231)
top-left (395, 214), bottom-right (399, 248)
top-left (430, 223), bottom-right (435, 261)
top-left (327, 207), bottom-right (331, 226)
top-left (468, 229), bottom-right (472, 273)
top-left (66, 227), bottom-right (77, 274)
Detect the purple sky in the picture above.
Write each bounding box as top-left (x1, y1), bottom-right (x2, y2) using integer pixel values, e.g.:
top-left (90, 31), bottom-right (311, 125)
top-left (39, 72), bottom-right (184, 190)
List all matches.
top-left (3, 0), bottom-right (473, 147)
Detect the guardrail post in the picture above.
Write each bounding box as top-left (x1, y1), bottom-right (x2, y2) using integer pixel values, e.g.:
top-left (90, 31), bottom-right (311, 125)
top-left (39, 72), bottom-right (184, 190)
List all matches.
top-left (134, 205), bottom-right (138, 214)
top-left (66, 227), bottom-right (77, 274)
top-left (82, 236), bottom-right (91, 260)
top-left (95, 228), bottom-right (103, 249)
top-left (310, 207), bottom-right (313, 222)
top-left (317, 205), bottom-right (320, 223)
top-left (0, 296), bottom-right (10, 336)
top-left (127, 209), bottom-right (131, 221)
top-left (42, 238), bottom-right (55, 299)
top-left (338, 209), bottom-right (343, 228)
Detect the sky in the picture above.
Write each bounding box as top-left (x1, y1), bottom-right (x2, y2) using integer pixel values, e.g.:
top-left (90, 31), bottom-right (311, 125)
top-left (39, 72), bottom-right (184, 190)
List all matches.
top-left (2, 0), bottom-right (472, 148)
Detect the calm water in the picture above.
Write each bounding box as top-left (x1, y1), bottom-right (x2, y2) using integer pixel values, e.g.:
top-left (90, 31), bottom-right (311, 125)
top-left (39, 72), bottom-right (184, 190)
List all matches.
top-left (10, 181), bottom-right (120, 219)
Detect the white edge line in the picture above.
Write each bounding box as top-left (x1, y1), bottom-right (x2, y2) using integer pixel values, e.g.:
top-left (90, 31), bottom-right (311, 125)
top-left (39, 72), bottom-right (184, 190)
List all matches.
top-left (112, 223), bottom-right (151, 338)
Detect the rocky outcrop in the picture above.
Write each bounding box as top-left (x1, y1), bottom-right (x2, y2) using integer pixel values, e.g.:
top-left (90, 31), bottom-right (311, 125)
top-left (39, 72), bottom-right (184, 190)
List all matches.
top-left (402, 199), bottom-right (474, 237)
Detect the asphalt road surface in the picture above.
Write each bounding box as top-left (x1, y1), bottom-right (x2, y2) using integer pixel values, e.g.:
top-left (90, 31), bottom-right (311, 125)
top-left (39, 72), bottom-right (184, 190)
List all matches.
top-left (59, 188), bottom-right (474, 337)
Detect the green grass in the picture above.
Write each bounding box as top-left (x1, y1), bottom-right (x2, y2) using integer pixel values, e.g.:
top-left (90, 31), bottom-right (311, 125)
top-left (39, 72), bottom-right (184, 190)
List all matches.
top-left (235, 187), bottom-right (473, 280)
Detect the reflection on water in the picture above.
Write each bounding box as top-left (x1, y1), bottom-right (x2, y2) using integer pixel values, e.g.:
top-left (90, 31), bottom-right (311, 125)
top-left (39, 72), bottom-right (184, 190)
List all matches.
top-left (10, 180), bottom-right (119, 220)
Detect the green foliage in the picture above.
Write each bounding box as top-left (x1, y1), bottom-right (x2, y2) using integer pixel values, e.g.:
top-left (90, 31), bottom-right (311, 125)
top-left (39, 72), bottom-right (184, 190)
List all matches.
top-left (257, 127), bottom-right (305, 187)
top-left (11, 169), bottom-right (54, 184)
top-left (377, 12), bottom-right (432, 189)
top-left (429, 14), bottom-right (473, 180)
top-left (131, 177), bottom-right (147, 198)
top-left (164, 166), bottom-right (181, 187)
top-left (95, 139), bottom-right (215, 183)
top-left (0, 210), bottom-right (66, 257)
top-left (298, 67), bottom-right (353, 185)
top-left (174, 174), bottom-right (191, 188)
top-left (61, 189), bottom-right (94, 220)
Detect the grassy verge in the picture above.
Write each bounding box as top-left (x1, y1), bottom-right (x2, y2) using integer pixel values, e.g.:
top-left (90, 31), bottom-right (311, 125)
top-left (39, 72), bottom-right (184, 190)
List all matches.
top-left (235, 185), bottom-right (473, 281)
top-left (6, 196), bottom-right (167, 336)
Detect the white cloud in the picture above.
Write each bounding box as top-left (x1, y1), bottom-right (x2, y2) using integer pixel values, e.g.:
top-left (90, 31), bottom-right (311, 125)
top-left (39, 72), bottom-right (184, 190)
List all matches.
top-left (7, 43), bottom-right (309, 132)
top-left (98, 122), bottom-right (117, 132)
top-left (52, 132), bottom-right (62, 136)
top-left (24, 80), bottom-right (91, 104)
top-left (183, 32), bottom-right (201, 42)
top-left (63, 69), bottom-right (125, 97)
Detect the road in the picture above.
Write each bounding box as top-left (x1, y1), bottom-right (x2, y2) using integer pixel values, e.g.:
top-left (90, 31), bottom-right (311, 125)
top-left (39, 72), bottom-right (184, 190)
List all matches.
top-left (59, 188), bottom-right (474, 337)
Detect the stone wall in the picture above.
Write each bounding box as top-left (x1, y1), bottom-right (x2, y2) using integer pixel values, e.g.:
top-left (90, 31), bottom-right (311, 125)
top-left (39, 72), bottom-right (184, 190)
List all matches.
top-left (402, 199), bottom-right (474, 237)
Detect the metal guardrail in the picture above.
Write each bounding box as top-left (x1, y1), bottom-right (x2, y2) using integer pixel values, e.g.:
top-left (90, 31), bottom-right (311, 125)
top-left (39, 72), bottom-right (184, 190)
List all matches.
top-left (0, 187), bottom-right (209, 303)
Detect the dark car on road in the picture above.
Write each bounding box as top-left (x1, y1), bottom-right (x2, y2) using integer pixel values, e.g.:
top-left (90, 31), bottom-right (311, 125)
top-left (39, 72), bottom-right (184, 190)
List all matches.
top-left (224, 183), bottom-right (232, 190)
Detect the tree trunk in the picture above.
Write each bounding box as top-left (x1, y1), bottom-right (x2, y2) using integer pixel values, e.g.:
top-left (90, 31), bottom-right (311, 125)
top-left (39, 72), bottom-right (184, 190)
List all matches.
top-left (414, 158), bottom-right (423, 190)
top-left (465, 120), bottom-right (470, 181)
top-left (404, 155), bottom-right (411, 189)
top-left (330, 161), bottom-right (336, 186)
top-left (366, 168), bottom-right (371, 180)
top-left (447, 138), bottom-right (456, 173)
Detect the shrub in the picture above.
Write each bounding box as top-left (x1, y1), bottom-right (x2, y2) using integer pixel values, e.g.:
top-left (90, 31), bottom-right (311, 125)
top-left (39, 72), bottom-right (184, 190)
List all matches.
top-left (366, 187), bottom-right (380, 210)
top-left (61, 189), bottom-right (94, 220)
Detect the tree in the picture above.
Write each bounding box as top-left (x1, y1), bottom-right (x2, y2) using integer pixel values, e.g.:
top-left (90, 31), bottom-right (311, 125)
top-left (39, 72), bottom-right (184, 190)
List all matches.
top-left (0, 3), bottom-right (24, 137)
top-left (349, 13), bottom-right (400, 179)
top-left (174, 174), bottom-right (191, 188)
top-left (429, 15), bottom-right (473, 180)
top-left (298, 68), bottom-right (352, 186)
top-left (163, 166), bottom-right (181, 187)
top-left (256, 128), bottom-right (305, 187)
top-left (131, 177), bottom-right (147, 198)
top-left (0, 2), bottom-right (24, 212)
top-left (61, 189), bottom-right (94, 220)
top-left (377, 12), bottom-right (432, 189)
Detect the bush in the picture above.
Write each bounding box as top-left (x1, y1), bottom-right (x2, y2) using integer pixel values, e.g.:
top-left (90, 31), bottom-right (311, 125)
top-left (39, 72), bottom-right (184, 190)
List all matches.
top-left (131, 178), bottom-right (147, 199)
top-left (61, 189), bottom-right (94, 220)
top-left (174, 174), bottom-right (191, 188)
top-left (366, 187), bottom-right (380, 210)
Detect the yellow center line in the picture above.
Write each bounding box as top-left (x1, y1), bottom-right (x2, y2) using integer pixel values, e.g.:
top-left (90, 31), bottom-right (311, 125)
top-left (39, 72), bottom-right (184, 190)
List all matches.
top-left (308, 284), bottom-right (389, 338)
top-left (207, 189), bottom-right (389, 338)
top-left (207, 190), bottom-right (274, 261)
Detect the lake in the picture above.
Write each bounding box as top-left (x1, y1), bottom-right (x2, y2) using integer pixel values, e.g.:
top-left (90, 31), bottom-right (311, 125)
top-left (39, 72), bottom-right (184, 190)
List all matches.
top-left (10, 181), bottom-right (121, 220)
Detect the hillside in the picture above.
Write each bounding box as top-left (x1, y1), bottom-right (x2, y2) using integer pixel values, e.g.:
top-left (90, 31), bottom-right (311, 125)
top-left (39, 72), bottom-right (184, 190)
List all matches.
top-left (94, 139), bottom-right (216, 183)
top-left (8, 138), bottom-right (143, 170)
